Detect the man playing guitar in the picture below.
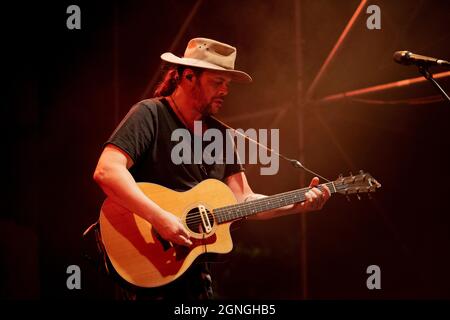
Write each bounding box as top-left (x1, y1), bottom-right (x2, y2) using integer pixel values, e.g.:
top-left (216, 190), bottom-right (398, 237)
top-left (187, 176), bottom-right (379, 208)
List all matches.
top-left (93, 38), bottom-right (330, 300)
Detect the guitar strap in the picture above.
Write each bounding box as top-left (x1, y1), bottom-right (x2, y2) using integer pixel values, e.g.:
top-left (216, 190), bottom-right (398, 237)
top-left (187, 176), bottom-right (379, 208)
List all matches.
top-left (81, 220), bottom-right (110, 275)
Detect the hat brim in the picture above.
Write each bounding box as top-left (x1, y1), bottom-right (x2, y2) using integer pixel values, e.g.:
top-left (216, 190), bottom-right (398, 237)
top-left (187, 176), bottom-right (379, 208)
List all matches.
top-left (161, 52), bottom-right (252, 83)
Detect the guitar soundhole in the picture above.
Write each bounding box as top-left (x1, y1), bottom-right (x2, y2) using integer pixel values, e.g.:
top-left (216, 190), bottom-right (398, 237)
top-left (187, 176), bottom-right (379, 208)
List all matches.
top-left (185, 207), bottom-right (215, 235)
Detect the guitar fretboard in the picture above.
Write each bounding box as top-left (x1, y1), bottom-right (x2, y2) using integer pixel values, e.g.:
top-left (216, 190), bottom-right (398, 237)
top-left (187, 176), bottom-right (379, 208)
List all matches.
top-left (214, 182), bottom-right (343, 223)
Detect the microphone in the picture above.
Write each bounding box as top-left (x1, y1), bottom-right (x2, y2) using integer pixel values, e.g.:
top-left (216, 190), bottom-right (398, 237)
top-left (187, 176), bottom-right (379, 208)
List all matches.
top-left (393, 51), bottom-right (450, 68)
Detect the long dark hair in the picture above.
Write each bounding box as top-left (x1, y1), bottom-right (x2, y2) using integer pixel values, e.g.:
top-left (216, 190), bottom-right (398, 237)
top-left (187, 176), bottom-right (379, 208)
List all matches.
top-left (153, 65), bottom-right (203, 97)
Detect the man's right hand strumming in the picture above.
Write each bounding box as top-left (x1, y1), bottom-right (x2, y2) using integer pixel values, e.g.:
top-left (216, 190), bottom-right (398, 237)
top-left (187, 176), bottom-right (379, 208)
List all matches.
top-left (151, 210), bottom-right (193, 247)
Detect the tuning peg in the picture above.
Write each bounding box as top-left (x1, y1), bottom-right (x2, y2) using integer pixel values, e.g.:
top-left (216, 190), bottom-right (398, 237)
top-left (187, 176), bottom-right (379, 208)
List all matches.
top-left (349, 171), bottom-right (353, 177)
top-left (339, 173), bottom-right (343, 179)
top-left (346, 195), bottom-right (351, 202)
top-left (359, 170), bottom-right (364, 175)
top-left (357, 194), bottom-right (361, 200)
top-left (368, 193), bottom-right (373, 200)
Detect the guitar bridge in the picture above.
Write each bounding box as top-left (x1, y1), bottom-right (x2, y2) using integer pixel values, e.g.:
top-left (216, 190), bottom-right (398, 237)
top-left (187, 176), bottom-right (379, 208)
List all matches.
top-left (198, 205), bottom-right (212, 234)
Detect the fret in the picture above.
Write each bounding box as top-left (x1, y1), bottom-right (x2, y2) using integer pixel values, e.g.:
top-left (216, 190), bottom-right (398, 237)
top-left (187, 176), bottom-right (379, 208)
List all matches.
top-left (215, 182), bottom-right (339, 224)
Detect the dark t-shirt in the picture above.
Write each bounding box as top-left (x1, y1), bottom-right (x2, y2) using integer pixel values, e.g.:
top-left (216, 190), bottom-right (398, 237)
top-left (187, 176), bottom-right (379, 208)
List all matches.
top-left (105, 97), bottom-right (244, 189)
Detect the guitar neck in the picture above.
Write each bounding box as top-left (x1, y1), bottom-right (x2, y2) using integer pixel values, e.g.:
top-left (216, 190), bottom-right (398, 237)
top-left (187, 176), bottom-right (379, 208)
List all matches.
top-left (214, 181), bottom-right (340, 224)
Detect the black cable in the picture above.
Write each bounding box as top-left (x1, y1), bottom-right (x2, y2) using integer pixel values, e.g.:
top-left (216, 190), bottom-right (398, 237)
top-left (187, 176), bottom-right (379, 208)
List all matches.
top-left (212, 116), bottom-right (331, 182)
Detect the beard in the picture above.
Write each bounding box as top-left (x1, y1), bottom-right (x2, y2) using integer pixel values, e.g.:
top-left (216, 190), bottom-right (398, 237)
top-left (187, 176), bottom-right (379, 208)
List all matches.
top-left (204, 95), bottom-right (225, 115)
top-left (195, 96), bottom-right (222, 117)
top-left (203, 101), bottom-right (221, 116)
top-left (191, 81), bottom-right (223, 116)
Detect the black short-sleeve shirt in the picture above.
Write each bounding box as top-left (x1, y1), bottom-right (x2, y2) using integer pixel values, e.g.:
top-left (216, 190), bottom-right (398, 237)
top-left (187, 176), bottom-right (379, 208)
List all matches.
top-left (105, 97), bottom-right (244, 190)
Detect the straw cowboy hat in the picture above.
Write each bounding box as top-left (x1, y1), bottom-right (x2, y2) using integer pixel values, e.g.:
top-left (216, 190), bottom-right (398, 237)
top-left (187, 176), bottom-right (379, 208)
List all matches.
top-left (161, 37), bottom-right (252, 83)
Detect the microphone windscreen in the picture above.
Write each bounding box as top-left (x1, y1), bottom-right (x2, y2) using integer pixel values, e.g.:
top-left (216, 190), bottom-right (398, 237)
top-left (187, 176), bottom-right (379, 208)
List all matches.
top-left (393, 51), bottom-right (410, 64)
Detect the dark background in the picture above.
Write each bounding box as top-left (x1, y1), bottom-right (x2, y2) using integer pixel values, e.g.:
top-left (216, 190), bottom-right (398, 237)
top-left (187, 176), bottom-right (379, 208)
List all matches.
top-left (2, 0), bottom-right (450, 299)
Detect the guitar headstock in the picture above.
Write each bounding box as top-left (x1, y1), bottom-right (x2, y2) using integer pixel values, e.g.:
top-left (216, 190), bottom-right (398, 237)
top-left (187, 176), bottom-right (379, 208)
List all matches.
top-left (334, 170), bottom-right (381, 198)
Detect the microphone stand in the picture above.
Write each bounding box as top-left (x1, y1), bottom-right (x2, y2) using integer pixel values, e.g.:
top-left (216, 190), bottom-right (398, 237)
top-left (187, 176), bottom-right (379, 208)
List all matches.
top-left (418, 65), bottom-right (450, 105)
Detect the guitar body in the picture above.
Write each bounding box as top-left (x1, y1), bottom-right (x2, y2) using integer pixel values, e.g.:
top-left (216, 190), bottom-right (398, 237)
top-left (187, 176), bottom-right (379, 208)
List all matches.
top-left (99, 179), bottom-right (237, 288)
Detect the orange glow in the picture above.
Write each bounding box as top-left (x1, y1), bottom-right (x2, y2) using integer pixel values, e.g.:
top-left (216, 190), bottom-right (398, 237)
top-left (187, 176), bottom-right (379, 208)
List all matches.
top-left (318, 71), bottom-right (450, 102)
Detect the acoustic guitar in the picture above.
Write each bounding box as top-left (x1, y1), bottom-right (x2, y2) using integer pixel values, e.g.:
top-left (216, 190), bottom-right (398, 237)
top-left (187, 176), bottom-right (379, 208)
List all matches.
top-left (99, 171), bottom-right (380, 288)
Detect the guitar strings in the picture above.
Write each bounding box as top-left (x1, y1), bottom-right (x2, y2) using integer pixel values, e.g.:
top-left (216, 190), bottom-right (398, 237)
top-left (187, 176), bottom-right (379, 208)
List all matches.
top-left (178, 182), bottom-right (357, 225)
top-left (182, 181), bottom-right (355, 224)
top-left (184, 189), bottom-right (312, 223)
top-left (183, 192), bottom-right (305, 221)
top-left (182, 184), bottom-right (352, 224)
top-left (182, 193), bottom-right (307, 225)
